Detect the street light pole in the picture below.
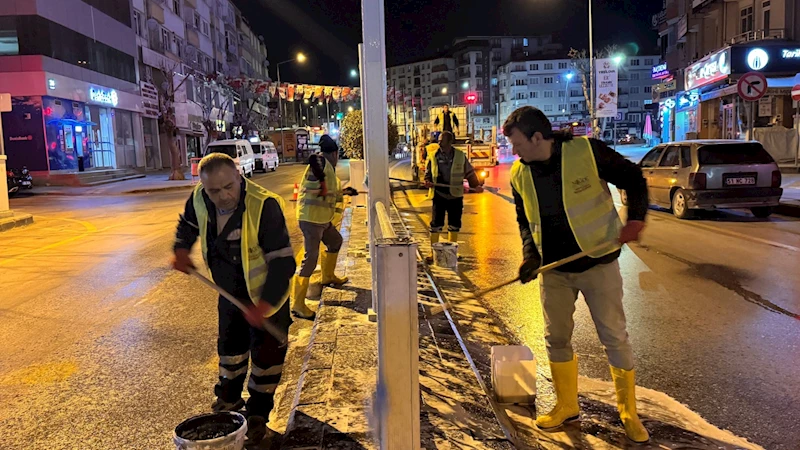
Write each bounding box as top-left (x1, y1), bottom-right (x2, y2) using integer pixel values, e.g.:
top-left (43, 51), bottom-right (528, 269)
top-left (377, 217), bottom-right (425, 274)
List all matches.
top-left (276, 53), bottom-right (306, 161)
top-left (589, 0), bottom-right (595, 132)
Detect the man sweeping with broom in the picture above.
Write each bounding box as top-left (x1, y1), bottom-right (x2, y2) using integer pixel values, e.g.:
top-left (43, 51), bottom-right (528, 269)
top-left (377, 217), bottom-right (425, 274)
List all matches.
top-left (172, 153), bottom-right (296, 447)
top-left (503, 106), bottom-right (651, 443)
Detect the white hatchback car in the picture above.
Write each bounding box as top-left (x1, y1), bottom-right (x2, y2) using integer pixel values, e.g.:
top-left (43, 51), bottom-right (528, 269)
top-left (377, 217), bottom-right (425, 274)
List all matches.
top-left (256, 141), bottom-right (279, 172)
top-left (204, 139), bottom-right (256, 178)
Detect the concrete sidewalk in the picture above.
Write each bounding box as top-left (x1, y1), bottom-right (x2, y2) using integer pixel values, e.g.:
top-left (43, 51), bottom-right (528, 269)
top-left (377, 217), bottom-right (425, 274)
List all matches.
top-left (0, 210), bottom-right (33, 232)
top-left (32, 172), bottom-right (197, 196)
top-left (778, 173), bottom-right (800, 215)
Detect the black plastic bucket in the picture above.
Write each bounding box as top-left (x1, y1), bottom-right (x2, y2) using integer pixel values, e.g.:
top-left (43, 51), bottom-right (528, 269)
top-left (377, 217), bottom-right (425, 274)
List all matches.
top-left (173, 411), bottom-right (247, 450)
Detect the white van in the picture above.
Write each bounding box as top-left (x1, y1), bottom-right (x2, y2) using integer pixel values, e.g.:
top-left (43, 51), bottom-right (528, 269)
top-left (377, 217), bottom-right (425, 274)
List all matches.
top-left (256, 141), bottom-right (280, 172)
top-left (205, 139), bottom-right (256, 178)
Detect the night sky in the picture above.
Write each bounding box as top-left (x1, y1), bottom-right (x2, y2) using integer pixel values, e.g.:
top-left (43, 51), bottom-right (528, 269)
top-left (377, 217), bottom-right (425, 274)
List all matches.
top-left (233, 0), bottom-right (662, 86)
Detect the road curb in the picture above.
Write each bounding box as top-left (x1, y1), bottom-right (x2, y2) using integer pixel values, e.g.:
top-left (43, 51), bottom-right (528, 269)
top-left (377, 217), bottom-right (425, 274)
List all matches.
top-left (776, 202), bottom-right (800, 217)
top-left (0, 213), bottom-right (34, 232)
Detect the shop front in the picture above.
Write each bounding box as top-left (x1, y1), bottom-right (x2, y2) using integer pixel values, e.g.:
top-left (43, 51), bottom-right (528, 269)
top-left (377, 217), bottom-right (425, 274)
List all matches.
top-left (683, 43), bottom-right (800, 145)
top-left (1, 74), bottom-right (148, 175)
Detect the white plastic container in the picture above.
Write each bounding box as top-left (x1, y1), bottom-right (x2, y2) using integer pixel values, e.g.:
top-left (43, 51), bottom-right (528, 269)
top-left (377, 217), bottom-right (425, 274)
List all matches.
top-left (173, 412), bottom-right (247, 450)
top-left (491, 345), bottom-right (537, 405)
top-left (432, 242), bottom-right (458, 269)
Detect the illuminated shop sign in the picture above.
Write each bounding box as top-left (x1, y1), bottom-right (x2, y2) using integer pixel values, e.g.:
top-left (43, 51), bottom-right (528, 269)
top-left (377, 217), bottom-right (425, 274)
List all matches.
top-left (89, 88), bottom-right (118, 107)
top-left (676, 91), bottom-right (700, 111)
top-left (747, 48), bottom-right (769, 70)
top-left (782, 49), bottom-right (800, 58)
top-left (652, 63), bottom-right (669, 79)
top-left (730, 45), bottom-right (800, 73)
top-left (684, 48), bottom-right (730, 90)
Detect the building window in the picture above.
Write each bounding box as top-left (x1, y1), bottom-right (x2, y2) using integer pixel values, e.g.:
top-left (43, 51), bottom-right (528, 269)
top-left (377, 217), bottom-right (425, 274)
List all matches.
top-left (630, 86), bottom-right (639, 94)
top-left (133, 10), bottom-right (143, 37)
top-left (544, 63), bottom-right (553, 70)
top-left (630, 100), bottom-right (640, 108)
top-left (763, 1), bottom-right (771, 31)
top-left (515, 79), bottom-right (526, 86)
top-left (558, 104), bottom-right (567, 111)
top-left (79, 0), bottom-right (132, 27)
top-left (630, 73), bottom-right (640, 80)
top-left (523, 38), bottom-right (529, 47)
top-left (558, 62), bottom-right (567, 69)
top-left (644, 86), bottom-right (652, 93)
top-left (172, 34), bottom-right (183, 57)
top-left (530, 77), bottom-right (539, 85)
top-left (544, 76), bottom-right (554, 84)
top-left (543, 105), bottom-right (553, 112)
top-left (194, 12), bottom-right (201, 29)
top-left (530, 63), bottom-right (539, 71)
top-left (544, 91), bottom-right (554, 98)
top-left (530, 91), bottom-right (538, 98)
top-left (644, 58), bottom-right (654, 65)
top-left (630, 59), bottom-right (640, 66)
top-left (516, 93), bottom-right (527, 100)
top-left (172, 0), bottom-right (181, 15)
top-left (475, 104), bottom-right (483, 114)
top-left (570, 89), bottom-right (582, 97)
top-left (558, 91), bottom-right (565, 98)
top-left (741, 6), bottom-right (754, 33)
top-left (162, 28), bottom-right (170, 49)
top-left (202, 20), bottom-right (210, 36)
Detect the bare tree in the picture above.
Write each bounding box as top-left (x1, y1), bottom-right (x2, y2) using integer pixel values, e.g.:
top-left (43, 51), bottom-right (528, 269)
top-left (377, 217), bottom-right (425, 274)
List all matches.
top-left (568, 45), bottom-right (620, 139)
top-left (230, 78), bottom-right (270, 139)
top-left (155, 62), bottom-right (193, 181)
top-left (190, 73), bottom-right (233, 152)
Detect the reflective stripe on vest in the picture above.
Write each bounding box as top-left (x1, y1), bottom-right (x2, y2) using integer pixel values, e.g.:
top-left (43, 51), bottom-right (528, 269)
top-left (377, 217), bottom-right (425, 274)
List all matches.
top-left (427, 147), bottom-right (466, 199)
top-left (297, 158), bottom-right (339, 224)
top-left (193, 178), bottom-right (291, 315)
top-left (510, 137), bottom-right (622, 259)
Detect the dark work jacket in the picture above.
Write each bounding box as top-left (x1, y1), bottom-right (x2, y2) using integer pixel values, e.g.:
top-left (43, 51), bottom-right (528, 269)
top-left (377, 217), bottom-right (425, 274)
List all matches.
top-left (512, 135), bottom-right (648, 273)
top-left (174, 181), bottom-right (296, 306)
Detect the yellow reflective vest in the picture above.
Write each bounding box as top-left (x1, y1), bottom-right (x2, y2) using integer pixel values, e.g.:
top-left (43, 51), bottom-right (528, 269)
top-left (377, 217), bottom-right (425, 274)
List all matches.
top-left (193, 178), bottom-right (290, 315)
top-left (297, 156), bottom-right (340, 224)
top-left (427, 146), bottom-right (466, 199)
top-left (510, 137), bottom-right (622, 259)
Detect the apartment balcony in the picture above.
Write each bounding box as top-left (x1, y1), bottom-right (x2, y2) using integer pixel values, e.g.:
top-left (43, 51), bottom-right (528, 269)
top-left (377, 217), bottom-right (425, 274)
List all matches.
top-left (432, 64), bottom-right (449, 73)
top-left (184, 0), bottom-right (197, 8)
top-left (432, 77), bottom-right (449, 85)
top-left (147, 0), bottom-right (165, 24)
top-left (458, 69), bottom-right (471, 78)
top-left (148, 34), bottom-right (165, 54)
top-left (729, 29), bottom-right (786, 45)
top-left (186, 28), bottom-right (200, 48)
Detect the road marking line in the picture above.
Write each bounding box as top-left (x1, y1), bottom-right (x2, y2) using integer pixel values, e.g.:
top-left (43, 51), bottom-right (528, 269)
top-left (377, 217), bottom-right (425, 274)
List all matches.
top-left (34, 216), bottom-right (98, 232)
top-left (0, 231), bottom-right (95, 267)
top-left (651, 214), bottom-right (800, 252)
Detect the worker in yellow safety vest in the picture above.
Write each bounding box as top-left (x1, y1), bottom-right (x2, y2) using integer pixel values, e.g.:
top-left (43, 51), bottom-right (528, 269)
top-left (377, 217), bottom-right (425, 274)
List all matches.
top-left (292, 135), bottom-right (358, 319)
top-left (172, 153), bottom-right (296, 446)
top-left (504, 106), bottom-right (650, 443)
top-left (424, 131), bottom-right (483, 261)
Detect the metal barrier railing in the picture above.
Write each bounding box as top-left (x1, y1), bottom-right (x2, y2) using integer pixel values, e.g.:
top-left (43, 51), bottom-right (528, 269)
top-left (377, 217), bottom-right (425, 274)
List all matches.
top-left (376, 201), bottom-right (397, 240)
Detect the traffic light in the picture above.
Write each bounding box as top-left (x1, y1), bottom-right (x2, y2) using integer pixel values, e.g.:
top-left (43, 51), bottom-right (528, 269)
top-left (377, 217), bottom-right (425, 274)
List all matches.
top-left (465, 93), bottom-right (478, 104)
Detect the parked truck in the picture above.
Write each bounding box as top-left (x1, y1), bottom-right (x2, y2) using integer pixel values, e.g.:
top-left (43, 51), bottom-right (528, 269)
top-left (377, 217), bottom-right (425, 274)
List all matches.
top-left (428, 106), bottom-right (498, 169)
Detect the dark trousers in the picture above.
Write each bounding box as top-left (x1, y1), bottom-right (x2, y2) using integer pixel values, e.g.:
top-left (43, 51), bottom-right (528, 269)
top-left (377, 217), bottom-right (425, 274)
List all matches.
top-left (430, 194), bottom-right (463, 233)
top-left (216, 297), bottom-right (291, 418)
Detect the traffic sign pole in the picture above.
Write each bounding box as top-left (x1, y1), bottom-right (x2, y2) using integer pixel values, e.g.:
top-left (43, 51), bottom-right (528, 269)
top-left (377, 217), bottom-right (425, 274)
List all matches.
top-left (737, 72), bottom-right (769, 141)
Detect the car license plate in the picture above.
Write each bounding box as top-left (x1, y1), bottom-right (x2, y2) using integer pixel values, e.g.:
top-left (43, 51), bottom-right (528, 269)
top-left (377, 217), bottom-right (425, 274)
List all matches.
top-left (725, 177), bottom-right (756, 186)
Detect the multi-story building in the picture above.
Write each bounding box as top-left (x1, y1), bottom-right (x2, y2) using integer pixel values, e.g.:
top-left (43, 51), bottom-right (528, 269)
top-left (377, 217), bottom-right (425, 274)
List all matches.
top-left (387, 55), bottom-right (455, 139)
top-left (387, 35), bottom-right (562, 141)
top-left (0, 0), bottom-right (149, 178)
top-left (653, 0), bottom-right (800, 148)
top-left (497, 55), bottom-right (659, 139)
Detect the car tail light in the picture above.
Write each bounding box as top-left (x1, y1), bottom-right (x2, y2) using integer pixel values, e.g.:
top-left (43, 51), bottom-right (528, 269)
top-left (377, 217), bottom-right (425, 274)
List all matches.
top-left (688, 172), bottom-right (707, 190)
top-left (771, 170), bottom-right (781, 188)
top-left (6, 170), bottom-right (13, 177)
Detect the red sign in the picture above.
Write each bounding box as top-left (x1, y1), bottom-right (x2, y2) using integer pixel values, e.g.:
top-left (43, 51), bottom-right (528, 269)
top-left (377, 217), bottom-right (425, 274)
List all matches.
top-left (792, 84), bottom-right (800, 102)
top-left (737, 72), bottom-right (768, 102)
top-left (464, 93), bottom-right (478, 104)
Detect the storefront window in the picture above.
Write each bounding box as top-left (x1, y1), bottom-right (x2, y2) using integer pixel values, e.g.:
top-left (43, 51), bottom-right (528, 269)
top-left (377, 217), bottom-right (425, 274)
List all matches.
top-left (87, 105), bottom-right (116, 168)
top-left (114, 110), bottom-right (136, 168)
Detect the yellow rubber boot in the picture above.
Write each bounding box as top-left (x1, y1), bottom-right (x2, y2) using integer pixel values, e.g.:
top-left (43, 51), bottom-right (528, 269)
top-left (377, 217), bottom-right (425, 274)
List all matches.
top-left (320, 251), bottom-right (348, 286)
top-left (536, 355), bottom-right (580, 429)
top-left (291, 276), bottom-right (315, 320)
top-left (610, 366), bottom-right (650, 443)
top-left (447, 231), bottom-right (459, 243)
top-left (427, 232), bottom-right (441, 262)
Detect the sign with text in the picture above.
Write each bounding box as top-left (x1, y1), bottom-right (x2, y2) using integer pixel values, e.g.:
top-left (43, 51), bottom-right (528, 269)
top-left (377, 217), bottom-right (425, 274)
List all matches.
top-left (758, 96), bottom-right (772, 117)
top-left (652, 62), bottom-right (670, 79)
top-left (730, 45), bottom-right (800, 74)
top-left (685, 48), bottom-right (731, 90)
top-left (140, 81), bottom-right (159, 119)
top-left (595, 58), bottom-right (618, 118)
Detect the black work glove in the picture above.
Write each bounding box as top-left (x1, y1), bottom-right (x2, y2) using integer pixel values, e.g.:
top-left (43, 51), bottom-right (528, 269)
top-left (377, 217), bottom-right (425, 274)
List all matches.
top-left (519, 257), bottom-right (542, 284)
top-left (342, 186), bottom-right (359, 196)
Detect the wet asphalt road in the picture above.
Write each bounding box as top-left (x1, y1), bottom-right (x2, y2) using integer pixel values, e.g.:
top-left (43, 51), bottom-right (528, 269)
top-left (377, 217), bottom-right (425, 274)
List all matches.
top-left (0, 163), bottom-right (344, 449)
top-left (391, 157), bottom-right (800, 449)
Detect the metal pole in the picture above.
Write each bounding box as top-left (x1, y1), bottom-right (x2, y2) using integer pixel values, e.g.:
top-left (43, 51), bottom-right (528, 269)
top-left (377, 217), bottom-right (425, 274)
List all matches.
top-left (749, 101), bottom-right (754, 140)
top-left (588, 0), bottom-right (595, 132)
top-left (796, 103), bottom-right (799, 167)
top-left (277, 64), bottom-right (286, 162)
top-left (326, 99), bottom-right (331, 130)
